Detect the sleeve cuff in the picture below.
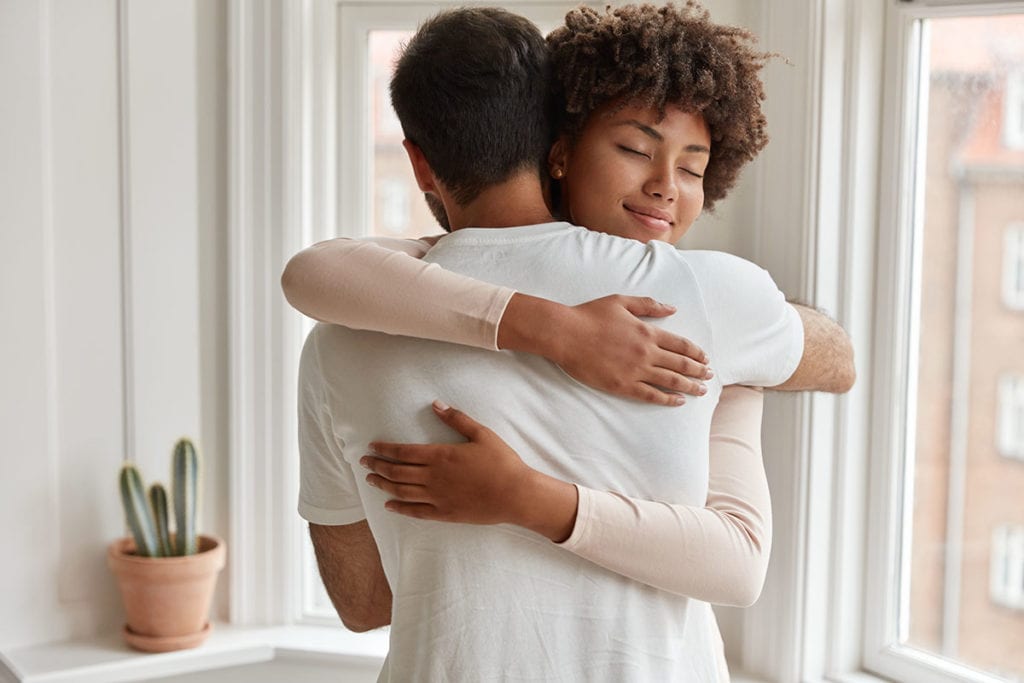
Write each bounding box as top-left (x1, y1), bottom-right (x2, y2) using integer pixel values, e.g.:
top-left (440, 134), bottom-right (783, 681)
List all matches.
top-left (553, 483), bottom-right (591, 550)
top-left (779, 303), bottom-right (806, 384)
top-left (298, 500), bottom-right (367, 526)
top-left (486, 287), bottom-right (518, 352)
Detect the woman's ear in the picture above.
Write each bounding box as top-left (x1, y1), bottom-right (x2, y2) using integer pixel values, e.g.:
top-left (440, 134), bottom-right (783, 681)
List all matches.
top-left (547, 137), bottom-right (570, 180)
top-left (402, 139), bottom-right (438, 193)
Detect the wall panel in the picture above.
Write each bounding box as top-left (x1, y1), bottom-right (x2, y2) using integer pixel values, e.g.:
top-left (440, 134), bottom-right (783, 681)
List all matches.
top-left (0, 0), bottom-right (222, 649)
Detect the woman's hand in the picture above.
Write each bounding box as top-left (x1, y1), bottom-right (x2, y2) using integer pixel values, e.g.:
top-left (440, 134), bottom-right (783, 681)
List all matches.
top-left (361, 402), bottom-right (578, 541)
top-left (497, 293), bottom-right (712, 406)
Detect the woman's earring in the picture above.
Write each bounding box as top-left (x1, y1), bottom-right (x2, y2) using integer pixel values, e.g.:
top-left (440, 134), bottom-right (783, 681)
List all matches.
top-left (551, 167), bottom-right (565, 179)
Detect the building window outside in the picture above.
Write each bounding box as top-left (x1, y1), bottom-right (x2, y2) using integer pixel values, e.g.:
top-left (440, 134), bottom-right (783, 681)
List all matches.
top-left (999, 375), bottom-right (1024, 461)
top-left (991, 525), bottom-right (1024, 610)
top-left (377, 177), bottom-right (411, 236)
top-left (1006, 71), bottom-right (1024, 150)
top-left (1005, 224), bottom-right (1024, 310)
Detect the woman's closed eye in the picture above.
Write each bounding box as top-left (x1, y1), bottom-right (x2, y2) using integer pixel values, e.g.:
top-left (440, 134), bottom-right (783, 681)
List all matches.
top-left (678, 167), bottom-right (704, 179)
top-left (617, 144), bottom-right (651, 159)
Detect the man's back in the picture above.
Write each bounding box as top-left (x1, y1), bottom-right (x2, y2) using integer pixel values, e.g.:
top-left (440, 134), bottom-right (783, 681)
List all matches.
top-left (298, 222), bottom-right (801, 681)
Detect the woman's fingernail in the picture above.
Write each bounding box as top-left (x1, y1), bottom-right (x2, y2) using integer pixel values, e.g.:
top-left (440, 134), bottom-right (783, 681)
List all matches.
top-left (359, 457), bottom-right (370, 469)
top-left (365, 475), bottom-right (376, 486)
top-left (674, 396), bottom-right (686, 406)
top-left (697, 384), bottom-right (707, 395)
top-left (433, 399), bottom-right (450, 412)
top-left (705, 369), bottom-right (714, 379)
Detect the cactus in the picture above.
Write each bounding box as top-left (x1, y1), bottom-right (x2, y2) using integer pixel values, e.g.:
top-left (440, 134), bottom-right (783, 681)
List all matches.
top-left (117, 438), bottom-right (203, 558)
top-left (149, 484), bottom-right (171, 557)
top-left (172, 438), bottom-right (199, 556)
top-left (119, 464), bottom-right (160, 557)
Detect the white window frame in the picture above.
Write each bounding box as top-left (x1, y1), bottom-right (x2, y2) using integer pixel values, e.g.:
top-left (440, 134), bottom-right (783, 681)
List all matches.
top-left (742, 1), bottom-right (1024, 683)
top-left (999, 374), bottom-right (1024, 460)
top-left (859, 3), bottom-right (1024, 683)
top-left (1004, 223), bottom-right (1024, 310)
top-left (1005, 70), bottom-right (1024, 150)
top-left (227, 0), bottom-right (602, 634)
top-left (991, 525), bottom-right (1024, 610)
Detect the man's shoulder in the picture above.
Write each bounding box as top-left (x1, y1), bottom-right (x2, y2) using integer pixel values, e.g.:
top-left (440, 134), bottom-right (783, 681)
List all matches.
top-left (300, 322), bottom-right (360, 373)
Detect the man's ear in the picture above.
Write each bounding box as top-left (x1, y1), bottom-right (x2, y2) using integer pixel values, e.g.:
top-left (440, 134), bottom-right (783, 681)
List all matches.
top-left (547, 136), bottom-right (570, 179)
top-left (402, 139), bottom-right (438, 193)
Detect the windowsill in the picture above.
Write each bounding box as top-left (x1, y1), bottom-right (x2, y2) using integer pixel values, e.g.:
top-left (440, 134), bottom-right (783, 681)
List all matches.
top-left (0, 623), bottom-right (388, 682)
top-left (0, 624), bottom-right (900, 683)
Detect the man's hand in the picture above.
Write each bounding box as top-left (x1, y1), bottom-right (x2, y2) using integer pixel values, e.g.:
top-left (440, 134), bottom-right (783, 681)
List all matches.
top-left (497, 293), bottom-right (712, 406)
top-left (362, 401), bottom-right (579, 542)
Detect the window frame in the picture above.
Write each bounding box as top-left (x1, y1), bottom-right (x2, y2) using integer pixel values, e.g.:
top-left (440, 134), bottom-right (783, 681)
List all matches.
top-left (860, 3), bottom-right (1024, 683)
top-left (991, 524), bottom-right (1024, 610)
top-left (998, 374), bottom-right (1024, 460)
top-left (1004, 223), bottom-right (1024, 310)
top-left (1005, 70), bottom-right (1024, 150)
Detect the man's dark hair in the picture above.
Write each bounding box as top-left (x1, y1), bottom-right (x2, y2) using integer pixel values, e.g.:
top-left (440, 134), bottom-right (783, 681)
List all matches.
top-left (390, 7), bottom-right (555, 207)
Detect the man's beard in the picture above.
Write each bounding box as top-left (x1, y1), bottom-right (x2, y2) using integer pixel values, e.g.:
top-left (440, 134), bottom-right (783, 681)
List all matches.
top-left (424, 193), bottom-right (451, 232)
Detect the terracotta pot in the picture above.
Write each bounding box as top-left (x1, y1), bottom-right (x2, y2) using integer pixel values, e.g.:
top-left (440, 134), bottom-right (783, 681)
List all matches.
top-left (107, 534), bottom-right (226, 652)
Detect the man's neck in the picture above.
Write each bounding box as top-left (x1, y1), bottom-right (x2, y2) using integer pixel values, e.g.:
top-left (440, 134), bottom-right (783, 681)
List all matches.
top-left (445, 173), bottom-right (555, 231)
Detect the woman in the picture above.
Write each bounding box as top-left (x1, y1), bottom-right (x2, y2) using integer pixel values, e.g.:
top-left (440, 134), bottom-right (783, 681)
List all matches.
top-left (286, 4), bottom-right (776, 678)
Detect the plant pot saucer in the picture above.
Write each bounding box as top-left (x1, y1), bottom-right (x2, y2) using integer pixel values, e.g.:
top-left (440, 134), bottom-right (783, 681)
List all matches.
top-left (122, 622), bottom-right (212, 653)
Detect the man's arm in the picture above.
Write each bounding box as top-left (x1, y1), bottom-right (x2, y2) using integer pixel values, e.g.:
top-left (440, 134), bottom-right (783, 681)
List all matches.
top-left (772, 304), bottom-right (855, 393)
top-left (308, 521), bottom-right (392, 632)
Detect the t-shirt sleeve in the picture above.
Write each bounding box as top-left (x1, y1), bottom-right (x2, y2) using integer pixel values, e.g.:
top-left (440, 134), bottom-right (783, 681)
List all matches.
top-left (687, 252), bottom-right (804, 387)
top-left (296, 327), bottom-right (366, 525)
top-left (554, 386), bottom-right (771, 606)
top-left (281, 236), bottom-right (516, 351)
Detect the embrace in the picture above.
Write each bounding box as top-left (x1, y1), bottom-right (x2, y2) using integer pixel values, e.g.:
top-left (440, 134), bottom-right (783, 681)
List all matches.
top-left (281, 3), bottom-right (855, 681)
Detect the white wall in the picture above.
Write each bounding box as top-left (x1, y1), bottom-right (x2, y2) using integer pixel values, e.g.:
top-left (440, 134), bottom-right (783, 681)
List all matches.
top-left (0, 0), bottom-right (230, 648)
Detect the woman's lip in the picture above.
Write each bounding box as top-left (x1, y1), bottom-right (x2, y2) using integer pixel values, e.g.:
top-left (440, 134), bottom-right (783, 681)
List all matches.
top-left (625, 206), bottom-right (673, 233)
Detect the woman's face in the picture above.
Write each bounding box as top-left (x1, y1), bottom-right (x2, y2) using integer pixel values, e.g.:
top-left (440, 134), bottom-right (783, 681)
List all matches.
top-left (551, 103), bottom-right (711, 244)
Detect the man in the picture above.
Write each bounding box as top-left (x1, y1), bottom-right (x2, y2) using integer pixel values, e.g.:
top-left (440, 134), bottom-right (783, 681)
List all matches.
top-left (297, 7), bottom-right (849, 681)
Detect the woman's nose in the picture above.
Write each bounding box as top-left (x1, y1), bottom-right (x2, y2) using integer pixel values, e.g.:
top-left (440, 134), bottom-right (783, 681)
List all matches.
top-left (643, 168), bottom-right (678, 202)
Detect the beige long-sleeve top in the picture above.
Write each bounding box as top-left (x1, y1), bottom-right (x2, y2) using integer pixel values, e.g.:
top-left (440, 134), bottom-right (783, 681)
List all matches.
top-left (281, 236), bottom-right (771, 607)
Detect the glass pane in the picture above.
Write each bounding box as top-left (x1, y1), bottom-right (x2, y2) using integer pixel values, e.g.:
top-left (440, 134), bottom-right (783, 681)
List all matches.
top-left (369, 30), bottom-right (441, 238)
top-left (905, 13), bottom-right (1024, 680)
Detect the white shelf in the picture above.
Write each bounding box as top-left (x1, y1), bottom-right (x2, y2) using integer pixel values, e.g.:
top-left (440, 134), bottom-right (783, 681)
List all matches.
top-left (0, 624), bottom-right (387, 682)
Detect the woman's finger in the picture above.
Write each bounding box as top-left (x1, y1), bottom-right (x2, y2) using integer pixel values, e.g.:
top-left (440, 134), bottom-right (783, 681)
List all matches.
top-left (384, 500), bottom-right (443, 520)
top-left (618, 295), bottom-right (676, 319)
top-left (431, 400), bottom-right (487, 441)
top-left (360, 456), bottom-right (428, 485)
top-left (643, 368), bottom-right (706, 398)
top-left (368, 441), bottom-right (437, 464)
top-left (365, 473), bottom-right (431, 502)
top-left (654, 348), bottom-right (712, 383)
top-left (631, 382), bottom-right (686, 407)
top-left (655, 330), bottom-right (710, 369)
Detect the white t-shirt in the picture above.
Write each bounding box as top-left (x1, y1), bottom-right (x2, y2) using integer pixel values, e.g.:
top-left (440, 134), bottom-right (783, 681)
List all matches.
top-left (298, 222), bottom-right (803, 682)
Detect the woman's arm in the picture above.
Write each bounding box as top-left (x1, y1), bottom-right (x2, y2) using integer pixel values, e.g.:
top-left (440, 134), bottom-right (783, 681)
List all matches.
top-left (363, 386), bottom-right (771, 607)
top-left (551, 385), bottom-right (769, 606)
top-left (281, 236), bottom-right (711, 403)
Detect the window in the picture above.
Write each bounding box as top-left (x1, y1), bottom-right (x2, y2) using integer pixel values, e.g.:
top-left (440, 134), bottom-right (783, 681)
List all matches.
top-left (1000, 375), bottom-right (1024, 460)
top-left (991, 525), bottom-right (1024, 610)
top-left (867, 6), bottom-right (1024, 682)
top-left (1005, 224), bottom-right (1024, 310)
top-left (1006, 71), bottom-right (1024, 150)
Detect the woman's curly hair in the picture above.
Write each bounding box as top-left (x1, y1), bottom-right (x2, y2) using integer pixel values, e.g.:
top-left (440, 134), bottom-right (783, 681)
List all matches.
top-left (547, 2), bottom-right (772, 210)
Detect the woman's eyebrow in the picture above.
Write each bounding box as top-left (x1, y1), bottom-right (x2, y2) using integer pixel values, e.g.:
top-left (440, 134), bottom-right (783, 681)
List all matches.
top-left (614, 119), bottom-right (710, 154)
top-left (615, 119), bottom-right (664, 141)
